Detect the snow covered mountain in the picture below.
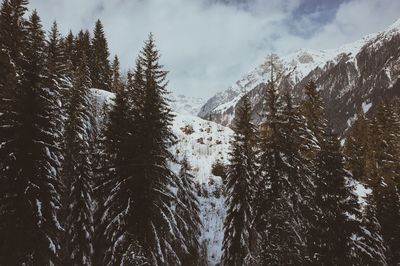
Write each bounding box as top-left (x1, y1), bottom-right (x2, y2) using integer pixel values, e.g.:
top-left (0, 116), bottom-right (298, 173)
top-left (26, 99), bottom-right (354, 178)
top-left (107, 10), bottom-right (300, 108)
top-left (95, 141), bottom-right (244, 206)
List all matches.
top-left (170, 94), bottom-right (205, 115)
top-left (199, 18), bottom-right (400, 135)
top-left (92, 89), bottom-right (232, 266)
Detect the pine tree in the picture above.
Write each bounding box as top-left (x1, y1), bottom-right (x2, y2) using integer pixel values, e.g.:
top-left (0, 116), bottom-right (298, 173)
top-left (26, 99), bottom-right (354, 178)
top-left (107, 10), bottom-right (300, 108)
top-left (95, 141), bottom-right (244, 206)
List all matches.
top-left (344, 111), bottom-right (371, 184)
top-left (62, 30), bottom-right (75, 69)
top-left (307, 130), bottom-right (361, 266)
top-left (0, 0), bottom-right (28, 71)
top-left (75, 30), bottom-right (92, 70)
top-left (175, 157), bottom-right (202, 265)
top-left (368, 100), bottom-right (400, 264)
top-left (280, 92), bottom-right (315, 263)
top-left (221, 93), bottom-right (257, 266)
top-left (102, 34), bottom-right (187, 265)
top-left (100, 53), bottom-right (140, 265)
top-left (90, 19), bottom-right (111, 91)
top-left (0, 16), bottom-right (19, 264)
top-left (254, 77), bottom-right (305, 265)
top-left (45, 21), bottom-right (70, 128)
top-left (132, 34), bottom-right (182, 265)
top-left (0, 9), bottom-right (63, 264)
top-left (301, 80), bottom-right (326, 154)
top-left (356, 193), bottom-right (388, 265)
top-left (61, 55), bottom-right (94, 266)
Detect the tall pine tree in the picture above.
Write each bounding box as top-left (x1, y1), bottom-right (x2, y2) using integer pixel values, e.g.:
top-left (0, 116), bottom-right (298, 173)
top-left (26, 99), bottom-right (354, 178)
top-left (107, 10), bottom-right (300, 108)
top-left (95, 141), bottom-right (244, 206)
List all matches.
top-left (90, 19), bottom-right (111, 91)
top-left (0, 9), bottom-right (63, 264)
top-left (254, 76), bottom-right (305, 265)
top-left (344, 111), bottom-right (371, 184)
top-left (307, 129), bottom-right (361, 266)
top-left (368, 100), bottom-right (400, 264)
top-left (221, 93), bottom-right (257, 266)
top-left (61, 54), bottom-right (94, 266)
top-left (175, 157), bottom-right (202, 265)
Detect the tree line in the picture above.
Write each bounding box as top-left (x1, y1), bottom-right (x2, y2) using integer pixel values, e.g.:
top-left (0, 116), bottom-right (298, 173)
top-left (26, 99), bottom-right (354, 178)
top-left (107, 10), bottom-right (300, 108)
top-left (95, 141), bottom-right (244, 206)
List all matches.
top-left (221, 57), bottom-right (400, 265)
top-left (0, 0), bottom-right (201, 265)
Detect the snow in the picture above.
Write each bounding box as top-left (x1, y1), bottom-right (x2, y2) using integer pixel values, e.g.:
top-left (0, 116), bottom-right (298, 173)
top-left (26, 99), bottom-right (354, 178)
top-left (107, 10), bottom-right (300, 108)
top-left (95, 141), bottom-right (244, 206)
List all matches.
top-left (354, 181), bottom-right (372, 207)
top-left (90, 88), bottom-right (115, 107)
top-left (362, 101), bottom-right (372, 113)
top-left (171, 112), bottom-right (233, 265)
top-left (170, 94), bottom-right (205, 116)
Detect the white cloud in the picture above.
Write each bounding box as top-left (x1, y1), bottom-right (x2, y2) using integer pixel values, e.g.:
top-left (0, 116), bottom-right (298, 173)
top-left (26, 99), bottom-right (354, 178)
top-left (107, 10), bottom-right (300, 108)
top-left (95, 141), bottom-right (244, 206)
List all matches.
top-left (29, 0), bottom-right (400, 98)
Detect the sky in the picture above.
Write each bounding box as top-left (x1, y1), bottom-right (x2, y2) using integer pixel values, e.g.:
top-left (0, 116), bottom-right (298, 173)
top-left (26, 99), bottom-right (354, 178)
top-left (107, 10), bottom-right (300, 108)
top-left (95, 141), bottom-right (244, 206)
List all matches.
top-left (29, 0), bottom-right (400, 98)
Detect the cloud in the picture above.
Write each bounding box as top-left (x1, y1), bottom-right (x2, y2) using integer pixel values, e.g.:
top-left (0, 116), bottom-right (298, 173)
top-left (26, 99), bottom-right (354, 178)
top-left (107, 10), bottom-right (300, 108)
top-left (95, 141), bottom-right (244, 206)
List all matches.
top-left (29, 0), bottom-right (400, 98)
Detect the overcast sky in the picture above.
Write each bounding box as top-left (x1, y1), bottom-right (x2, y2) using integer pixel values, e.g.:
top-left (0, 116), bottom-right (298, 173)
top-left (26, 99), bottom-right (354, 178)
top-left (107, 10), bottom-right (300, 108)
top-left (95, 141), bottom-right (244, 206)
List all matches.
top-left (29, 0), bottom-right (400, 98)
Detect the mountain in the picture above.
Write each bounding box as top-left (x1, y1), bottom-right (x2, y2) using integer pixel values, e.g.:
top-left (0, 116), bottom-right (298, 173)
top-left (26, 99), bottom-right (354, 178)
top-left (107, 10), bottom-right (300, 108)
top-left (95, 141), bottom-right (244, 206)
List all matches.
top-left (170, 94), bottom-right (205, 115)
top-left (199, 18), bottom-right (400, 135)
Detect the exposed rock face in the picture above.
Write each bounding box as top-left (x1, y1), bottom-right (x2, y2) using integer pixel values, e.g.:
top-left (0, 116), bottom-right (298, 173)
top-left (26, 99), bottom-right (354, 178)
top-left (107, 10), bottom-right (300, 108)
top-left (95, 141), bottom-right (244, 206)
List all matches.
top-left (199, 19), bottom-right (400, 136)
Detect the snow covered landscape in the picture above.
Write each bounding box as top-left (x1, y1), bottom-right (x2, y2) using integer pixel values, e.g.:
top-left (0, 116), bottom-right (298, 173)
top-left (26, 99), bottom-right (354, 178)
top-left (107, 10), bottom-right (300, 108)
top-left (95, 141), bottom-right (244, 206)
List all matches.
top-left (1, 0), bottom-right (400, 265)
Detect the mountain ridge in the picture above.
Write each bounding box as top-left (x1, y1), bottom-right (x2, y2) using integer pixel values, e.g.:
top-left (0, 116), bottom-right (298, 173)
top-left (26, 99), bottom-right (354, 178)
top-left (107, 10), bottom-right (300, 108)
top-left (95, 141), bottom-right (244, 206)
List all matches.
top-left (199, 17), bottom-right (400, 135)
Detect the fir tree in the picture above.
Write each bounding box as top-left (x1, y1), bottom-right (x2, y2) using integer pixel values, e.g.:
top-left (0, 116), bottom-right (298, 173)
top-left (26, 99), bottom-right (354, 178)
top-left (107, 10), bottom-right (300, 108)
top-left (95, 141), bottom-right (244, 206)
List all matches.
top-left (62, 30), bottom-right (75, 70)
top-left (75, 30), bottom-right (92, 70)
top-left (221, 93), bottom-right (257, 266)
top-left (344, 111), bottom-right (371, 184)
top-left (254, 77), bottom-right (304, 265)
top-left (125, 34), bottom-right (180, 265)
top-left (100, 54), bottom-right (139, 265)
top-left (368, 100), bottom-right (400, 264)
top-left (280, 92), bottom-right (315, 263)
top-left (356, 193), bottom-right (388, 265)
top-left (0, 10), bottom-right (63, 265)
top-left (301, 80), bottom-right (326, 153)
top-left (0, 0), bottom-right (28, 71)
top-left (45, 21), bottom-right (70, 129)
top-left (307, 130), bottom-right (361, 266)
top-left (62, 55), bottom-right (94, 266)
top-left (175, 157), bottom-right (202, 265)
top-left (90, 19), bottom-right (111, 91)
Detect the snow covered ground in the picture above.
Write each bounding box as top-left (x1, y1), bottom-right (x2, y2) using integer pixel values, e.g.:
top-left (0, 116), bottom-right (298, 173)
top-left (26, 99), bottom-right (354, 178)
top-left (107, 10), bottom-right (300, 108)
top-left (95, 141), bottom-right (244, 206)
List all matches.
top-left (171, 113), bottom-right (232, 265)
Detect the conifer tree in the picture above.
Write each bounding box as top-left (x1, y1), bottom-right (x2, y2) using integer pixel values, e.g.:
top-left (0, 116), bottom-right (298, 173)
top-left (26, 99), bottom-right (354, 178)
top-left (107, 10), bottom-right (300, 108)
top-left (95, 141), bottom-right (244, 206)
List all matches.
top-left (90, 19), bottom-right (111, 91)
top-left (100, 50), bottom-right (140, 264)
top-left (175, 157), bottom-right (202, 265)
top-left (45, 21), bottom-right (70, 127)
top-left (368, 100), bottom-right (400, 264)
top-left (111, 55), bottom-right (121, 91)
top-left (0, 0), bottom-right (28, 71)
top-left (0, 9), bottom-right (63, 264)
top-left (254, 77), bottom-right (305, 265)
top-left (75, 30), bottom-right (92, 70)
top-left (221, 93), bottom-right (257, 266)
top-left (356, 193), bottom-right (388, 265)
top-left (301, 80), bottom-right (326, 153)
top-left (307, 130), bottom-right (361, 266)
top-left (0, 19), bottom-right (19, 264)
top-left (62, 30), bottom-right (75, 69)
top-left (62, 55), bottom-right (94, 266)
top-left (344, 111), bottom-right (371, 184)
top-left (128, 34), bottom-right (180, 265)
top-left (102, 34), bottom-right (186, 265)
top-left (280, 92), bottom-right (315, 263)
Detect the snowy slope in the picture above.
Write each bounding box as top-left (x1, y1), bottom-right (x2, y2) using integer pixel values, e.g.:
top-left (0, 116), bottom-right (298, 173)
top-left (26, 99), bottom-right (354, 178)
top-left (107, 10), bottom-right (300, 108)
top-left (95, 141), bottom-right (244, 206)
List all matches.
top-left (91, 89), bottom-right (233, 265)
top-left (170, 94), bottom-right (205, 116)
top-left (172, 113), bottom-right (233, 265)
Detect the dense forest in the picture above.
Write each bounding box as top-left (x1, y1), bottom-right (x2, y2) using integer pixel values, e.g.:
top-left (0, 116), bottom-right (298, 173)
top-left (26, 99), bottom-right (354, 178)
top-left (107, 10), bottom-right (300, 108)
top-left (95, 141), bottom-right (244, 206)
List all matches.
top-left (0, 0), bottom-right (400, 265)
